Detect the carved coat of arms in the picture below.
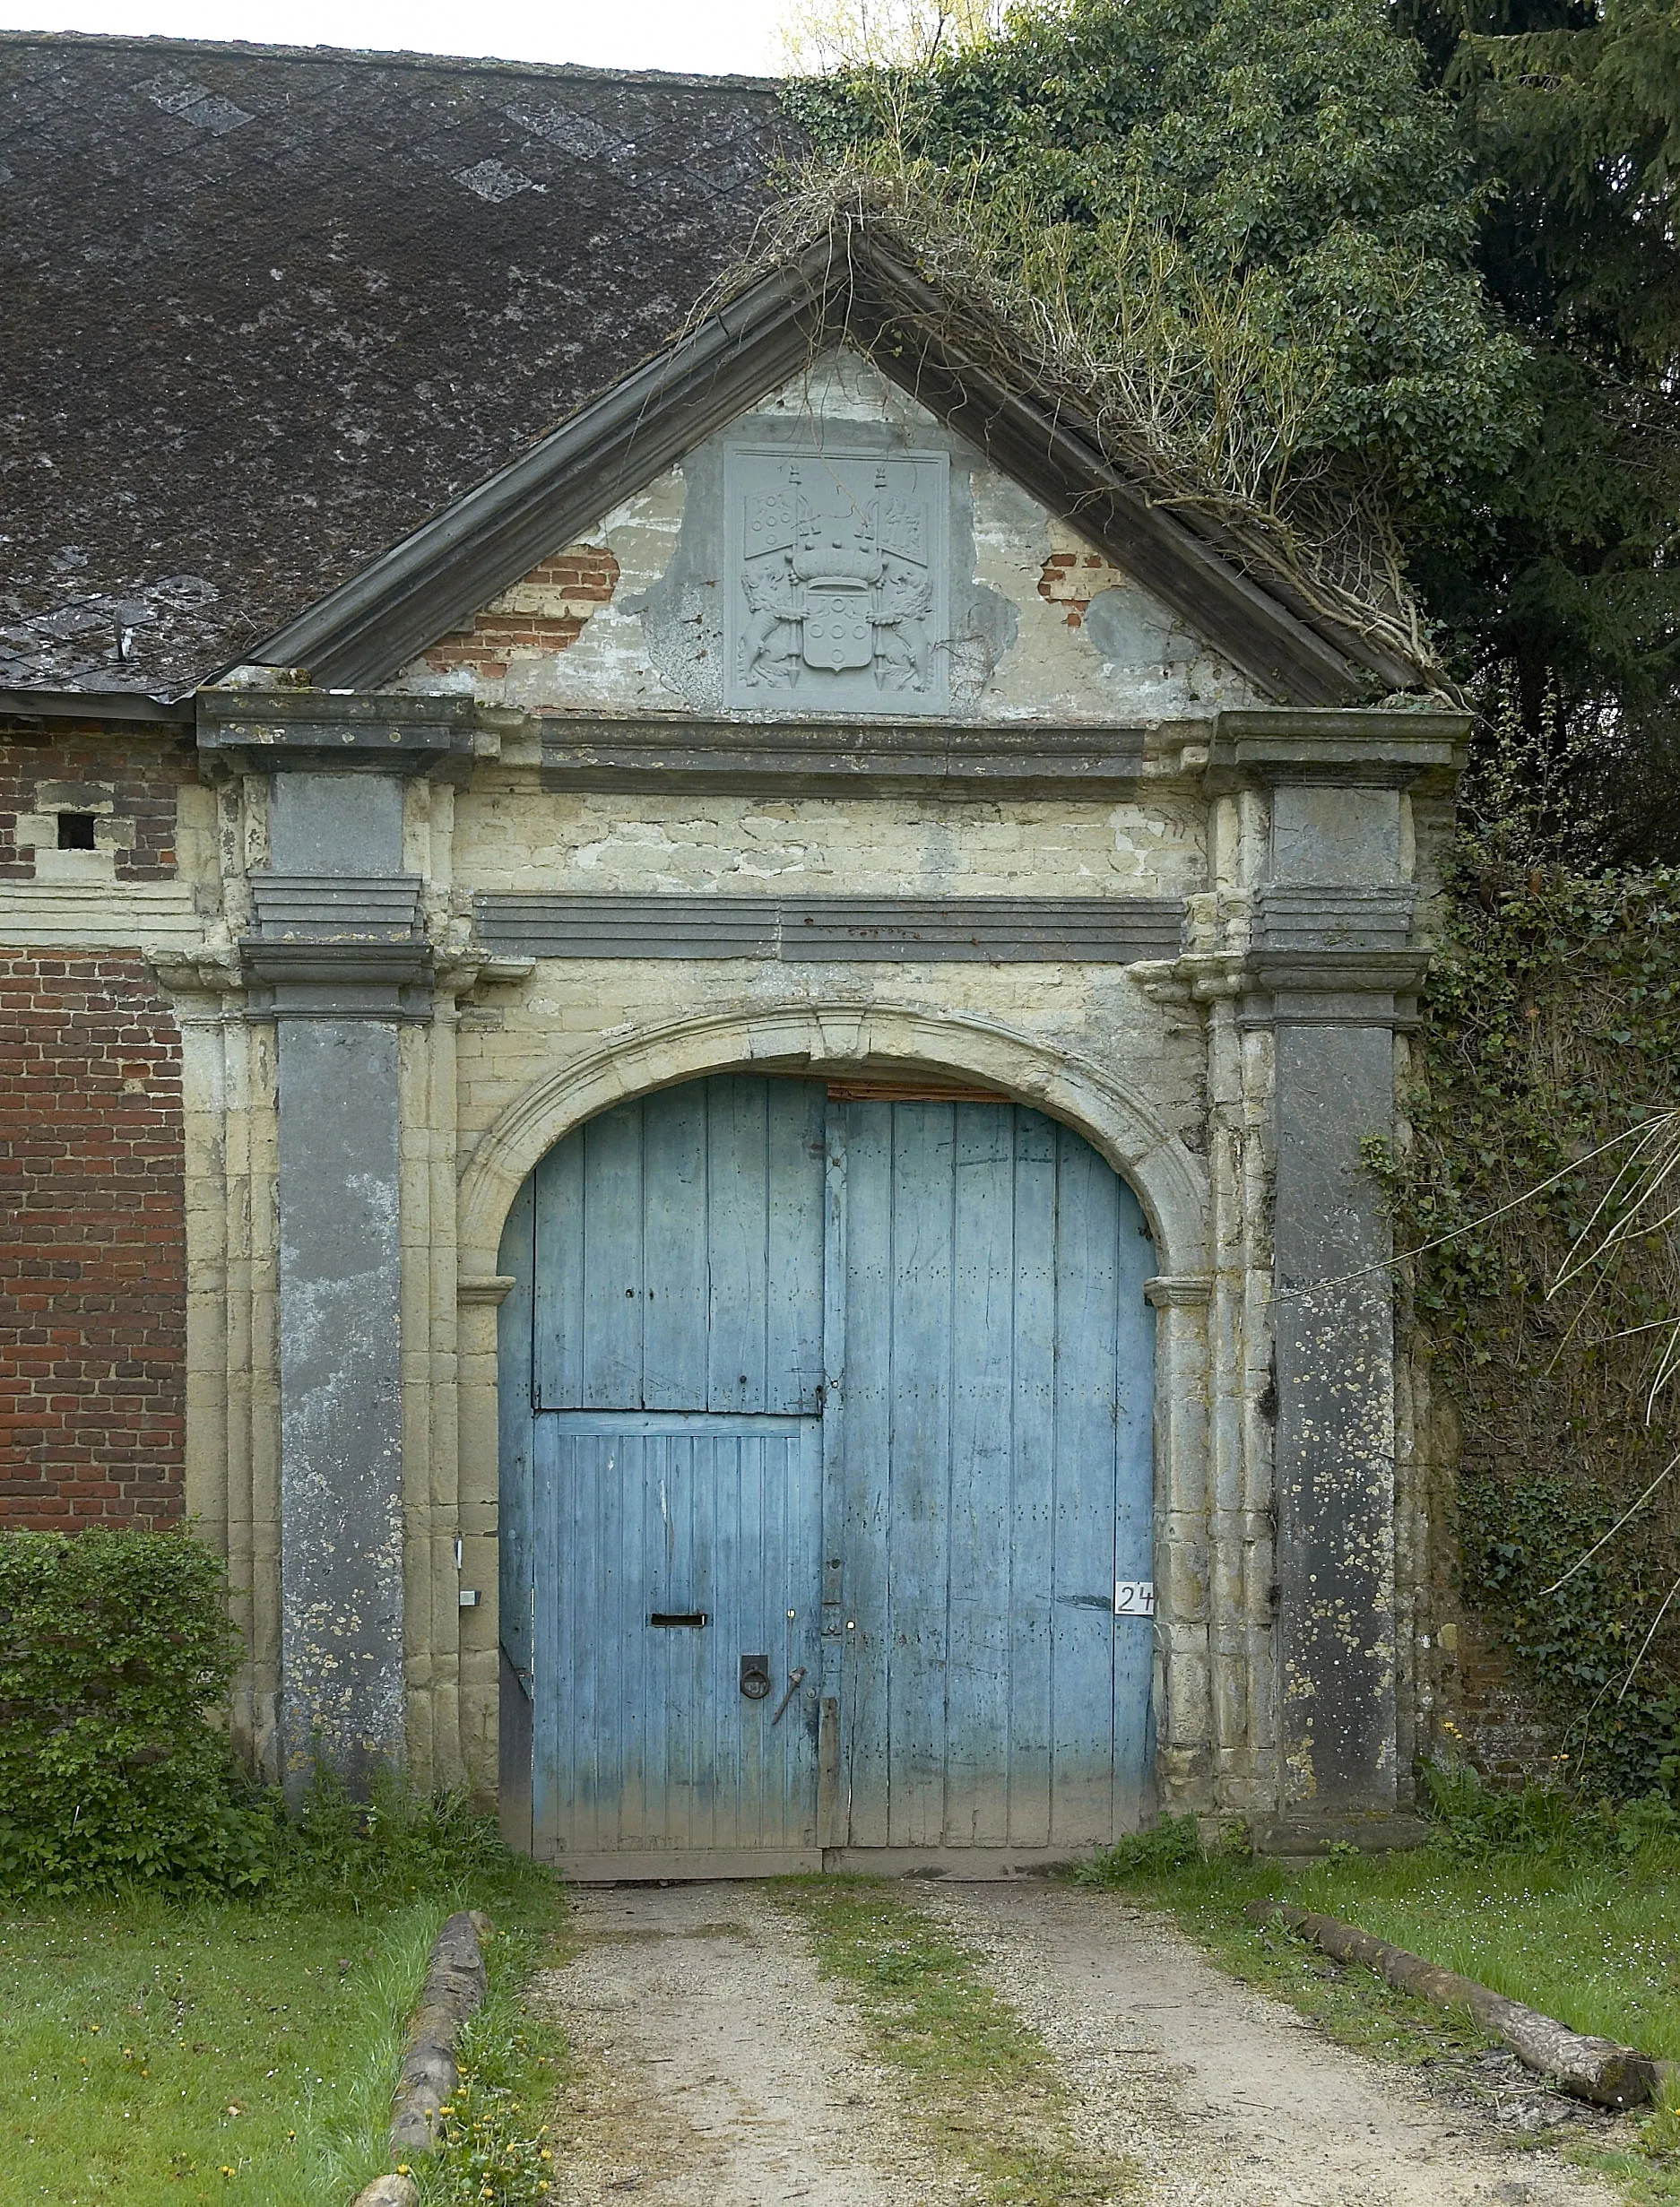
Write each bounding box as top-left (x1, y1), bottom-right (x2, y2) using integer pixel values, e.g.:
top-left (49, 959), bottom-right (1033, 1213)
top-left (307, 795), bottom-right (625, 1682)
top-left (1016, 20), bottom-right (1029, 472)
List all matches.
top-left (731, 457), bottom-right (943, 701)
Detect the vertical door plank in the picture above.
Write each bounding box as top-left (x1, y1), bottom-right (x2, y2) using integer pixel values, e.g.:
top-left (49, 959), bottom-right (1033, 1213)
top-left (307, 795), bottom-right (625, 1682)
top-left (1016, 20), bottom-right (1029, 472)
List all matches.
top-left (819, 1110), bottom-right (848, 1845)
top-left (531, 1414), bottom-right (561, 1854)
top-left (1049, 1124), bottom-right (1122, 1846)
top-left (838, 1101), bottom-right (894, 1847)
top-left (497, 1175), bottom-right (536, 1689)
top-left (886, 1101), bottom-right (955, 1848)
top-left (1113, 1179), bottom-right (1158, 1825)
top-left (1007, 1109), bottom-right (1059, 1847)
top-left (944, 1104), bottom-right (1016, 1845)
top-left (532, 1121), bottom-right (585, 1408)
top-left (766, 1080), bottom-right (827, 1412)
top-left (639, 1432), bottom-right (675, 1845)
top-left (734, 1431), bottom-right (762, 1852)
top-left (581, 1103), bottom-right (645, 1406)
top-left (641, 1086), bottom-right (709, 1410)
top-left (706, 1077), bottom-right (772, 1412)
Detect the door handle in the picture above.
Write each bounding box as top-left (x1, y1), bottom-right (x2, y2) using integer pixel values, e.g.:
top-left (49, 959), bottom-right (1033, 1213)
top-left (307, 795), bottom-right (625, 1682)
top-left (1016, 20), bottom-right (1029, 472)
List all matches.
top-left (769, 1666), bottom-right (808, 1725)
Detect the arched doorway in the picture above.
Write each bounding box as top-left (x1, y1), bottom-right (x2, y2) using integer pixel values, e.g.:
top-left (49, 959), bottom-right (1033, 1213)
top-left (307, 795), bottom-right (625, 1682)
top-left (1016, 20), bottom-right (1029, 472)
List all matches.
top-left (497, 1073), bottom-right (1156, 1876)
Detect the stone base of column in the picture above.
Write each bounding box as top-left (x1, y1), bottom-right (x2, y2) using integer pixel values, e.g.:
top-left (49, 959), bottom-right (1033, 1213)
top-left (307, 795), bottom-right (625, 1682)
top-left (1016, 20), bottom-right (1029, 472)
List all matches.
top-left (1250, 1812), bottom-right (1432, 1856)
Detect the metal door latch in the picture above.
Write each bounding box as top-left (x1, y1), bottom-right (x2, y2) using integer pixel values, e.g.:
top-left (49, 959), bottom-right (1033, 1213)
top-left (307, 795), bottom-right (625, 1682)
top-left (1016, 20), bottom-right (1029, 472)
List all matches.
top-left (769, 1666), bottom-right (808, 1724)
top-left (740, 1653), bottom-right (773, 1698)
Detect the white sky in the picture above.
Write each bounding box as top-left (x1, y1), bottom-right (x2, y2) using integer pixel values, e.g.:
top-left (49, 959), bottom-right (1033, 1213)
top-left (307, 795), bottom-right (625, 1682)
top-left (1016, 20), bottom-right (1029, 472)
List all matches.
top-left (0, 0), bottom-right (792, 77)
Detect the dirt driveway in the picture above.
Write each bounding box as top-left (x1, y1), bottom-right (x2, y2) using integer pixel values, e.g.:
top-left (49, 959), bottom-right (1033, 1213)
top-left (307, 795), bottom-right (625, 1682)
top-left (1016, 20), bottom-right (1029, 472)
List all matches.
top-left (530, 1880), bottom-right (1621, 2207)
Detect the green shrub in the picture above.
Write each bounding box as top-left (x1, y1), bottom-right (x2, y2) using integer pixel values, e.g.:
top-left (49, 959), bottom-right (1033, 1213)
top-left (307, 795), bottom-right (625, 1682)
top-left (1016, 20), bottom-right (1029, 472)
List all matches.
top-left (272, 1770), bottom-right (543, 1908)
top-left (1072, 1812), bottom-right (1205, 1883)
top-left (0, 1526), bottom-right (267, 1894)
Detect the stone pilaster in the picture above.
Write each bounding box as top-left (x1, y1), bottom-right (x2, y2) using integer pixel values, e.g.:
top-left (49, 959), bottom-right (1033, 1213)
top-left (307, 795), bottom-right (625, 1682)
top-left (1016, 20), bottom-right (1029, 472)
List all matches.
top-left (1209, 710), bottom-right (1466, 1840)
top-left (197, 688), bottom-right (476, 1797)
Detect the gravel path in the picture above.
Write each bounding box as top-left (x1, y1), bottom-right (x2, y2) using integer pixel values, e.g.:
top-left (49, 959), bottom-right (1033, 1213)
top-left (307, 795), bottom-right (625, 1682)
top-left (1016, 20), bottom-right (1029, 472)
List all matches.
top-left (530, 1878), bottom-right (1623, 2207)
top-left (529, 1882), bottom-right (973, 2207)
top-left (923, 1881), bottom-right (1621, 2207)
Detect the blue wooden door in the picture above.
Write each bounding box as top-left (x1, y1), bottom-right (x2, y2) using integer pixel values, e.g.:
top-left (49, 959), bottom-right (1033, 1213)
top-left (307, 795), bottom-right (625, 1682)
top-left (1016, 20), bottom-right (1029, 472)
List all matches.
top-left (502, 1078), bottom-right (1156, 1870)
top-left (830, 1100), bottom-right (1156, 1849)
top-left (524, 1078), bottom-right (827, 1876)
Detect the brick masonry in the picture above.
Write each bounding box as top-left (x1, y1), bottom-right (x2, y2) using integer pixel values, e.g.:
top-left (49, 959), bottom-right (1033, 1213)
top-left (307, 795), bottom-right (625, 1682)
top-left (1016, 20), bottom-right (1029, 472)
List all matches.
top-left (1439, 1615), bottom-right (1558, 1787)
top-left (421, 545), bottom-right (620, 679)
top-left (0, 723), bottom-right (197, 881)
top-left (1037, 546), bottom-right (1130, 629)
top-left (0, 952), bottom-right (186, 1526)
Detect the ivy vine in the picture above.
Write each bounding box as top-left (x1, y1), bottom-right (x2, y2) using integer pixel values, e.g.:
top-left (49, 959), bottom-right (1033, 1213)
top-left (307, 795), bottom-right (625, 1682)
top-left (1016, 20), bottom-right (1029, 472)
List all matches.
top-left (1381, 832), bottom-right (1680, 1798)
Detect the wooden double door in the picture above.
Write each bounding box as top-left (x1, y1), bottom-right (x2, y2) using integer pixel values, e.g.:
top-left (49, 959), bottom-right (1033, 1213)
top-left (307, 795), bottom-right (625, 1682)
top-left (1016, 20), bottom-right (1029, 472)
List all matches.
top-left (498, 1075), bottom-right (1156, 1877)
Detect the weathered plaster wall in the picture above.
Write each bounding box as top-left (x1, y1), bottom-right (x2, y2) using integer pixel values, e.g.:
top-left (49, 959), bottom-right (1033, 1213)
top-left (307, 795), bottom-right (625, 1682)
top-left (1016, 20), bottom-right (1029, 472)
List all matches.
top-left (453, 779), bottom-right (1207, 900)
top-left (394, 353), bottom-right (1260, 725)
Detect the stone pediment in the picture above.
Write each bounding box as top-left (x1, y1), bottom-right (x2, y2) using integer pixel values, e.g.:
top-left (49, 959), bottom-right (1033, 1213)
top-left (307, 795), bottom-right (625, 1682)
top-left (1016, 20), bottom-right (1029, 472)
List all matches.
top-left (253, 239), bottom-right (1429, 709)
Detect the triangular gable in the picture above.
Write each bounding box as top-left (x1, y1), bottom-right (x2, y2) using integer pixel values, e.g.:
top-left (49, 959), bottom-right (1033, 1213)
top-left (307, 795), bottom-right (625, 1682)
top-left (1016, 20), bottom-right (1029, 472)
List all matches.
top-left (253, 238), bottom-right (1425, 707)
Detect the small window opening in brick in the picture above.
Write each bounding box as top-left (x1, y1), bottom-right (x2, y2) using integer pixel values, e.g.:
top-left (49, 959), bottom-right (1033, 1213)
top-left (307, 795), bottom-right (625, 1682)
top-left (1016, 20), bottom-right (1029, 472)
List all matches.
top-left (56, 812), bottom-right (98, 850)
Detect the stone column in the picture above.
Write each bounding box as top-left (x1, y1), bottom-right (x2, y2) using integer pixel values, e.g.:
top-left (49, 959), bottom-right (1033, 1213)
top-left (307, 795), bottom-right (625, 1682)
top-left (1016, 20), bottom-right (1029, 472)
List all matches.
top-left (1210, 709), bottom-right (1466, 1840)
top-left (198, 688), bottom-right (476, 1799)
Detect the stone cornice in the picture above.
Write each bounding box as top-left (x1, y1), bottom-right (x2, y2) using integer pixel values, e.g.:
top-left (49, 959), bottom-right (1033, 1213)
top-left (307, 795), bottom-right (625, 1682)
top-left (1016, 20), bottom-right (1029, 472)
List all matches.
top-left (196, 688), bottom-right (481, 779)
top-left (536, 713), bottom-right (1152, 800)
top-left (1207, 707), bottom-right (1469, 794)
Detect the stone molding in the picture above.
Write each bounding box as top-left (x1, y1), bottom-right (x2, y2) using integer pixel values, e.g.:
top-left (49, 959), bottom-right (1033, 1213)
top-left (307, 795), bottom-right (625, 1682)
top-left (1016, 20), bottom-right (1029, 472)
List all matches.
top-left (1144, 1274), bottom-right (1215, 1308)
top-left (537, 714), bottom-right (1150, 798)
top-left (0, 878), bottom-right (204, 948)
top-left (197, 688), bottom-right (481, 778)
top-left (241, 939), bottom-right (435, 1022)
top-left (1206, 707), bottom-right (1469, 793)
top-left (1253, 883), bottom-right (1416, 954)
top-left (250, 873), bottom-right (425, 941)
top-left (1243, 948), bottom-right (1430, 1034)
top-left (474, 893), bottom-right (1185, 965)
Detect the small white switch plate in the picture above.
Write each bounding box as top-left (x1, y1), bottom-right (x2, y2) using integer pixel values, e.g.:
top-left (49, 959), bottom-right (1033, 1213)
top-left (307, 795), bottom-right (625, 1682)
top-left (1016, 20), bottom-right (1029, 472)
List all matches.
top-left (458, 1588), bottom-right (481, 1609)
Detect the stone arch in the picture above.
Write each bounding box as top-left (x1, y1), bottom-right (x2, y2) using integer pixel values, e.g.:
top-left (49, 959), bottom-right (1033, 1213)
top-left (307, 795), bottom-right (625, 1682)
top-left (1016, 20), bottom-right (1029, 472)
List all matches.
top-left (457, 999), bottom-right (1208, 1281)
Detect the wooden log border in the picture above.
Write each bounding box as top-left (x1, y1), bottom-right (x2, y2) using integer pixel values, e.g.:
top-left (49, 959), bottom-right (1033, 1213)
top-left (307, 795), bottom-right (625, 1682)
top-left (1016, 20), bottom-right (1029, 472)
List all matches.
top-left (1249, 1900), bottom-right (1669, 2109)
top-left (353, 1907), bottom-right (494, 2202)
top-left (390, 1908), bottom-right (492, 2151)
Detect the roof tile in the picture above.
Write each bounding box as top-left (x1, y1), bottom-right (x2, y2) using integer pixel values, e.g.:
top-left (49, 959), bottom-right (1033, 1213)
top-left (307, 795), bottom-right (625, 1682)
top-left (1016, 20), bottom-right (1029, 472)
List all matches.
top-left (0, 30), bottom-right (789, 696)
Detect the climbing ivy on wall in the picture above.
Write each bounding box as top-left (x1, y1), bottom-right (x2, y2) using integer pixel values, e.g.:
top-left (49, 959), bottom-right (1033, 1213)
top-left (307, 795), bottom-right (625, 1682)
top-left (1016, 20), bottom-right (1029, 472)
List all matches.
top-left (1382, 778), bottom-right (1680, 1797)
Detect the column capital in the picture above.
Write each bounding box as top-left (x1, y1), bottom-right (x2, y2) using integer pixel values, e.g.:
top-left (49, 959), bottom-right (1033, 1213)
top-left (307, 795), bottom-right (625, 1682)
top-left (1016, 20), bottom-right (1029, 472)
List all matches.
top-left (195, 684), bottom-right (487, 780)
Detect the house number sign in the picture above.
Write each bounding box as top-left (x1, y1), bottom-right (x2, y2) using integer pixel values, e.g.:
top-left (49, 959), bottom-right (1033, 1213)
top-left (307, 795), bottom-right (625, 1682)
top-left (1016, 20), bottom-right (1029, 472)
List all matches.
top-left (1114, 1581), bottom-right (1156, 1617)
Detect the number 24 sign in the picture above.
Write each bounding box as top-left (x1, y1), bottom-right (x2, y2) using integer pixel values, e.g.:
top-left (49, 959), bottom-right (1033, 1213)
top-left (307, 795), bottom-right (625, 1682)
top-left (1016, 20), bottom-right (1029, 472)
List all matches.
top-left (1114, 1581), bottom-right (1156, 1617)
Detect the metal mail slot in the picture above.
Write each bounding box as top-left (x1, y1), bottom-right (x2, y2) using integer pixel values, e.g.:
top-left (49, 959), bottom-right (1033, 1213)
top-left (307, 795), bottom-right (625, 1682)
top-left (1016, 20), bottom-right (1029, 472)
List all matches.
top-left (648, 1611), bottom-right (709, 1629)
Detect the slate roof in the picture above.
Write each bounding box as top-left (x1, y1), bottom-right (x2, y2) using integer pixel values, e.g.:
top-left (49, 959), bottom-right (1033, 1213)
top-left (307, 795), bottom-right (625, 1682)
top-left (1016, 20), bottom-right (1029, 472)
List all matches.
top-left (0, 32), bottom-right (789, 697)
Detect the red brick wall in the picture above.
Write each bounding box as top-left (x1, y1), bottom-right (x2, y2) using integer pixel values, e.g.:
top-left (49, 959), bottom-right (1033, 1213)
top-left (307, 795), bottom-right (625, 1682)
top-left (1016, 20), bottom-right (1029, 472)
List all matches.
top-left (420, 546), bottom-right (620, 679)
top-left (0, 953), bottom-right (186, 1526)
top-left (0, 723), bottom-right (195, 881)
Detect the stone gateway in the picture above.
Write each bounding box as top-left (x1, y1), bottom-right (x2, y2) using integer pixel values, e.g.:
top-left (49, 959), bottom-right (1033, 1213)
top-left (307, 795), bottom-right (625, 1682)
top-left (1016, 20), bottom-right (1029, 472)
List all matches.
top-left (0, 33), bottom-right (1469, 1864)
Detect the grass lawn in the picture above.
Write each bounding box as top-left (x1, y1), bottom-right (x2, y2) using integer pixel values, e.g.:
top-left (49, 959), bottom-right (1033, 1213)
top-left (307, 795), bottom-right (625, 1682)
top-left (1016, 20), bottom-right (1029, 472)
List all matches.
top-left (1090, 1840), bottom-right (1680, 2062)
top-left (0, 1856), bottom-right (567, 2207)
